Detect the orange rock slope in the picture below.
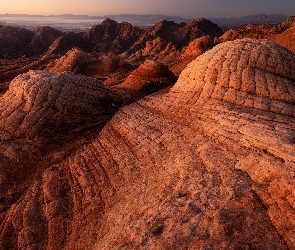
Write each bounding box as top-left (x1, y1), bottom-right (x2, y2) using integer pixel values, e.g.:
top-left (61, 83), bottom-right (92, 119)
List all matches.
top-left (1, 39), bottom-right (295, 249)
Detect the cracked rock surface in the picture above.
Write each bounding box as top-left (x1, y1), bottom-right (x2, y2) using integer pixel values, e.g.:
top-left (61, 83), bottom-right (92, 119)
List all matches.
top-left (1, 39), bottom-right (295, 249)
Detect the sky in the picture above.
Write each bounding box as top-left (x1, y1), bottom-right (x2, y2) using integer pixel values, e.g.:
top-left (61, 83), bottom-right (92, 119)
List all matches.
top-left (1, 0), bottom-right (295, 18)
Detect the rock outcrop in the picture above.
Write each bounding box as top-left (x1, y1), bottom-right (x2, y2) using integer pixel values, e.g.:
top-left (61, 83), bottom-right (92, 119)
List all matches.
top-left (46, 48), bottom-right (91, 73)
top-left (1, 39), bottom-right (295, 249)
top-left (141, 37), bottom-right (180, 65)
top-left (115, 60), bottom-right (177, 102)
top-left (41, 31), bottom-right (85, 58)
top-left (0, 26), bottom-right (33, 59)
top-left (0, 71), bottom-right (119, 224)
top-left (0, 57), bottom-right (55, 84)
top-left (46, 49), bottom-right (134, 86)
top-left (171, 35), bottom-right (214, 75)
top-left (270, 20), bottom-right (295, 54)
top-left (25, 26), bottom-right (63, 56)
top-left (83, 18), bottom-right (144, 54)
top-left (0, 25), bottom-right (86, 59)
top-left (85, 53), bottom-right (134, 78)
top-left (123, 19), bottom-right (223, 61)
top-left (216, 16), bottom-right (295, 56)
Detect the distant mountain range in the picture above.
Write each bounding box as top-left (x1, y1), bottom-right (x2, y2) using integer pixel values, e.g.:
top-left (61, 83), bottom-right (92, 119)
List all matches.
top-left (0, 13), bottom-right (289, 31)
top-left (209, 14), bottom-right (288, 30)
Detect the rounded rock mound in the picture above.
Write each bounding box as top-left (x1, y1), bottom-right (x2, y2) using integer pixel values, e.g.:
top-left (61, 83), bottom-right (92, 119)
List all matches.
top-left (172, 38), bottom-right (295, 116)
top-left (85, 53), bottom-right (133, 77)
top-left (46, 48), bottom-right (90, 73)
top-left (117, 59), bottom-right (177, 100)
top-left (0, 70), bottom-right (118, 139)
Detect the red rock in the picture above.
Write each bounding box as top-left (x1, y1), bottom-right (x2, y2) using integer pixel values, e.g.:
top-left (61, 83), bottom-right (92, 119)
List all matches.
top-left (0, 39), bottom-right (295, 249)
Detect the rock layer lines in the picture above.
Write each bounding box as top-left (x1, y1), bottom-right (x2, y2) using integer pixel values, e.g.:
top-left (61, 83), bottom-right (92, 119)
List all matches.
top-left (0, 39), bottom-right (295, 249)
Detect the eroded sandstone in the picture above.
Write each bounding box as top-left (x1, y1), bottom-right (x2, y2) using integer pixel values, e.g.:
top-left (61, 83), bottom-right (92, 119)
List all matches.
top-left (0, 39), bottom-right (295, 249)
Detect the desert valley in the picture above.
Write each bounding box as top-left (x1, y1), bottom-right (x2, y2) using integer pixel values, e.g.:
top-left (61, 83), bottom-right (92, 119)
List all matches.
top-left (0, 13), bottom-right (295, 249)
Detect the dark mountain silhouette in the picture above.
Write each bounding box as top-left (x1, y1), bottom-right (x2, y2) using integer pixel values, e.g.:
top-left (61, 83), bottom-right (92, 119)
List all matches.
top-left (82, 18), bottom-right (144, 53)
top-left (210, 14), bottom-right (288, 30)
top-left (123, 18), bottom-right (223, 58)
top-left (0, 26), bottom-right (33, 58)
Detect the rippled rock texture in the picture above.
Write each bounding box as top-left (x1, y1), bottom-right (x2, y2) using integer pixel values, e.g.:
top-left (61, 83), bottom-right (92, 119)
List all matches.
top-left (1, 39), bottom-right (295, 249)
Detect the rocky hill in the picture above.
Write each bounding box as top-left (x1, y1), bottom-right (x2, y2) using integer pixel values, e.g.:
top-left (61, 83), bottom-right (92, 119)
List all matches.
top-left (170, 35), bottom-right (214, 75)
top-left (0, 39), bottom-right (295, 249)
top-left (217, 16), bottom-right (295, 53)
top-left (270, 25), bottom-right (295, 54)
top-left (122, 19), bottom-right (223, 60)
top-left (115, 59), bottom-right (177, 102)
top-left (268, 17), bottom-right (295, 53)
top-left (83, 18), bottom-right (144, 54)
top-left (0, 26), bottom-right (33, 59)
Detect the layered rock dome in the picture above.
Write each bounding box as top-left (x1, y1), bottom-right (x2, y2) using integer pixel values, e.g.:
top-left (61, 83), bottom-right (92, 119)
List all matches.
top-left (45, 48), bottom-right (90, 73)
top-left (0, 71), bottom-right (119, 219)
top-left (0, 39), bottom-right (295, 249)
top-left (115, 60), bottom-right (177, 102)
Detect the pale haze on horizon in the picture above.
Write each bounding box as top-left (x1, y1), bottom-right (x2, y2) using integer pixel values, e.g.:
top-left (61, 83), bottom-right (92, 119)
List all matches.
top-left (1, 0), bottom-right (294, 18)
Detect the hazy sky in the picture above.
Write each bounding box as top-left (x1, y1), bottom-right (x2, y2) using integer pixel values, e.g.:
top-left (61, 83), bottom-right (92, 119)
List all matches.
top-left (1, 0), bottom-right (295, 18)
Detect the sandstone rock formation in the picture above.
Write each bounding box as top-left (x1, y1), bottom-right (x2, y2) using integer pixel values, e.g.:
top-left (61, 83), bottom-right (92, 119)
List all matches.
top-left (217, 16), bottom-right (295, 56)
top-left (0, 26), bottom-right (33, 59)
top-left (115, 60), bottom-right (177, 102)
top-left (171, 35), bottom-right (214, 75)
top-left (0, 71), bottom-right (119, 222)
top-left (46, 48), bottom-right (91, 73)
top-left (41, 31), bottom-right (85, 58)
top-left (83, 18), bottom-right (144, 54)
top-left (25, 26), bottom-right (63, 56)
top-left (1, 39), bottom-right (295, 249)
top-left (138, 37), bottom-right (180, 65)
top-left (85, 53), bottom-right (134, 78)
top-left (122, 19), bottom-right (223, 61)
top-left (0, 57), bottom-right (55, 84)
top-left (46, 48), bottom-right (134, 87)
top-left (270, 17), bottom-right (295, 54)
top-left (270, 16), bottom-right (295, 34)
top-left (217, 23), bottom-right (274, 43)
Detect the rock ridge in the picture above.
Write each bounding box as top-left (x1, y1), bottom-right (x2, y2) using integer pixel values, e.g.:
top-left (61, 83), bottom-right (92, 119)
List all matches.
top-left (0, 39), bottom-right (295, 249)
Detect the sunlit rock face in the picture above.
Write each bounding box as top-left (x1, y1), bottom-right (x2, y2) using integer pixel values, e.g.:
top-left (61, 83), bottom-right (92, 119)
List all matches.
top-left (1, 39), bottom-right (295, 249)
top-left (0, 70), bottom-right (117, 139)
top-left (45, 48), bottom-right (91, 73)
top-left (115, 59), bottom-right (177, 102)
top-left (270, 24), bottom-right (295, 54)
top-left (171, 35), bottom-right (215, 76)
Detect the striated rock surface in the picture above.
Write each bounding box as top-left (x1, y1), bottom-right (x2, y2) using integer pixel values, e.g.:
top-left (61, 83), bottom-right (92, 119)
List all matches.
top-left (0, 70), bottom-right (118, 142)
top-left (216, 16), bottom-right (295, 56)
top-left (0, 56), bottom-right (56, 84)
top-left (171, 35), bottom-right (214, 76)
top-left (123, 19), bottom-right (223, 61)
top-left (46, 48), bottom-right (91, 73)
top-left (140, 37), bottom-right (180, 65)
top-left (46, 49), bottom-right (134, 86)
top-left (1, 39), bottom-right (295, 249)
top-left (217, 24), bottom-right (274, 43)
top-left (0, 71), bottom-right (119, 219)
top-left (270, 24), bottom-right (295, 54)
top-left (115, 60), bottom-right (177, 102)
top-left (42, 32), bottom-right (85, 58)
